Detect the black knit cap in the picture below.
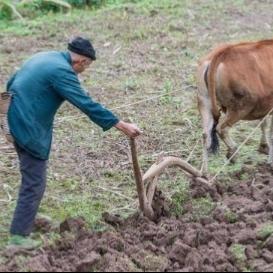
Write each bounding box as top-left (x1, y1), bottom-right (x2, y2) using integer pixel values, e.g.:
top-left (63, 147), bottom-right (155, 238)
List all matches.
top-left (68, 37), bottom-right (96, 60)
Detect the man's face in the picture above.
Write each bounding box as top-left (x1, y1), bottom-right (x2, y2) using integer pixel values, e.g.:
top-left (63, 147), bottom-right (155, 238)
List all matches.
top-left (72, 58), bottom-right (93, 74)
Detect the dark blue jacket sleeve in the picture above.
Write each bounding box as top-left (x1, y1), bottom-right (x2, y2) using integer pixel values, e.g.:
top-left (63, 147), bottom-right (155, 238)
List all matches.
top-left (52, 68), bottom-right (119, 131)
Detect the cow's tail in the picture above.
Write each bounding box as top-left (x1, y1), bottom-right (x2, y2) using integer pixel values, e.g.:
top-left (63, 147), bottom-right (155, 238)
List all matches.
top-left (197, 60), bottom-right (220, 154)
top-left (208, 55), bottom-right (222, 153)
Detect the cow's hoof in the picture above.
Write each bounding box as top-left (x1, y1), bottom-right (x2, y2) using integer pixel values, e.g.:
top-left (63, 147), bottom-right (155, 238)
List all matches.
top-left (226, 150), bottom-right (238, 164)
top-left (258, 144), bottom-right (269, 155)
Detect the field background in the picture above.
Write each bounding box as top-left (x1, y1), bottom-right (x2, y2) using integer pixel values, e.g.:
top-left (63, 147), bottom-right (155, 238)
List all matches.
top-left (0, 0), bottom-right (273, 251)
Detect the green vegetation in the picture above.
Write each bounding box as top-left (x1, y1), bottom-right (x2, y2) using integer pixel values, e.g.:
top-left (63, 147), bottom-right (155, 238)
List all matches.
top-left (229, 244), bottom-right (247, 270)
top-left (257, 223), bottom-right (273, 240)
top-left (224, 209), bottom-right (238, 224)
top-left (170, 179), bottom-right (190, 216)
top-left (230, 244), bottom-right (247, 262)
top-left (192, 197), bottom-right (216, 221)
top-left (0, 0), bottom-right (137, 20)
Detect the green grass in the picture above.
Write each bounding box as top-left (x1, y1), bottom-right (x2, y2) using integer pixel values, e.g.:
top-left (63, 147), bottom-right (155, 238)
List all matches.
top-left (40, 195), bottom-right (106, 229)
top-left (230, 244), bottom-right (247, 261)
top-left (229, 244), bottom-right (247, 270)
top-left (191, 197), bottom-right (216, 221)
top-left (224, 209), bottom-right (238, 224)
top-left (170, 179), bottom-right (190, 216)
top-left (257, 223), bottom-right (273, 240)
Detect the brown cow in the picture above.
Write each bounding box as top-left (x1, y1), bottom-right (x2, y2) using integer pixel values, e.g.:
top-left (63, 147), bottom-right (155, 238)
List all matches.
top-left (197, 40), bottom-right (273, 174)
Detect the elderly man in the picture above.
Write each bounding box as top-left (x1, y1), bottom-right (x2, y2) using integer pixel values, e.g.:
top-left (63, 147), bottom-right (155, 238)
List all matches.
top-left (6, 37), bottom-right (141, 249)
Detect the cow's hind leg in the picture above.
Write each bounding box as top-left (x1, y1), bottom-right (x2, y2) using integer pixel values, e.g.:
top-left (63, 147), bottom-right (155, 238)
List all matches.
top-left (268, 115), bottom-right (273, 167)
top-left (259, 118), bottom-right (269, 155)
top-left (217, 112), bottom-right (241, 163)
top-left (197, 60), bottom-right (217, 176)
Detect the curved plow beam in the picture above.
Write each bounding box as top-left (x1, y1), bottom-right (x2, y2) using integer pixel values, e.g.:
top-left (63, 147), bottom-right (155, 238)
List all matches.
top-left (143, 156), bottom-right (203, 181)
top-left (130, 139), bottom-right (210, 221)
top-left (143, 157), bottom-right (210, 208)
top-left (146, 176), bottom-right (158, 206)
top-left (143, 156), bottom-right (210, 186)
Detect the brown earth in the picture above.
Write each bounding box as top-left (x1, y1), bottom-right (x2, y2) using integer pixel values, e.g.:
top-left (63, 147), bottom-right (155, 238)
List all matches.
top-left (1, 164), bottom-right (273, 272)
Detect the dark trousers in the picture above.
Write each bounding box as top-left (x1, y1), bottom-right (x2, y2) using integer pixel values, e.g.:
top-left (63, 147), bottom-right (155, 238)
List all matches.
top-left (10, 143), bottom-right (48, 236)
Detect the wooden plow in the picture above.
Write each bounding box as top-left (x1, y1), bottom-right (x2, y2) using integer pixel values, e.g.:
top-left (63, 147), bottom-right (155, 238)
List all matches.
top-left (130, 138), bottom-right (211, 221)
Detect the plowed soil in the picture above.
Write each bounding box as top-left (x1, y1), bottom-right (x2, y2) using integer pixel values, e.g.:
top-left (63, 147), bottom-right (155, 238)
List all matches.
top-left (1, 164), bottom-right (273, 272)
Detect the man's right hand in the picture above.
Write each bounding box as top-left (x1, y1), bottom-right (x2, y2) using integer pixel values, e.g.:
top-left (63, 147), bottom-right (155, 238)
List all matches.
top-left (115, 121), bottom-right (142, 139)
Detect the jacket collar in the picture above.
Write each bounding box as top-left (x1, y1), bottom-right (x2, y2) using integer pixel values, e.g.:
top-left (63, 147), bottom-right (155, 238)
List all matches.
top-left (62, 51), bottom-right (72, 65)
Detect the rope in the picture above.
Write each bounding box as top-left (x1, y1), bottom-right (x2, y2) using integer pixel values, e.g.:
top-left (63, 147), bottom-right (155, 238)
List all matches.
top-left (209, 107), bottom-right (273, 183)
top-left (55, 86), bottom-right (193, 124)
top-left (2, 80), bottom-right (272, 190)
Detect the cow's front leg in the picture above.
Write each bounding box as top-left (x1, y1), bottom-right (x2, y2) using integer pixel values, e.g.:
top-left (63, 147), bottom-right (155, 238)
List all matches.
top-left (218, 126), bottom-right (238, 163)
top-left (217, 114), bottom-right (239, 163)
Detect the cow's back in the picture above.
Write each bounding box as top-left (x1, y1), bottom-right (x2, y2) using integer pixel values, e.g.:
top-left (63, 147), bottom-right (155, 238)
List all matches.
top-left (207, 40), bottom-right (273, 120)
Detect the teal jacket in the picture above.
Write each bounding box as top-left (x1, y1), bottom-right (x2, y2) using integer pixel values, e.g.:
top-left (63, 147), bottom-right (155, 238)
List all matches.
top-left (7, 51), bottom-right (119, 160)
